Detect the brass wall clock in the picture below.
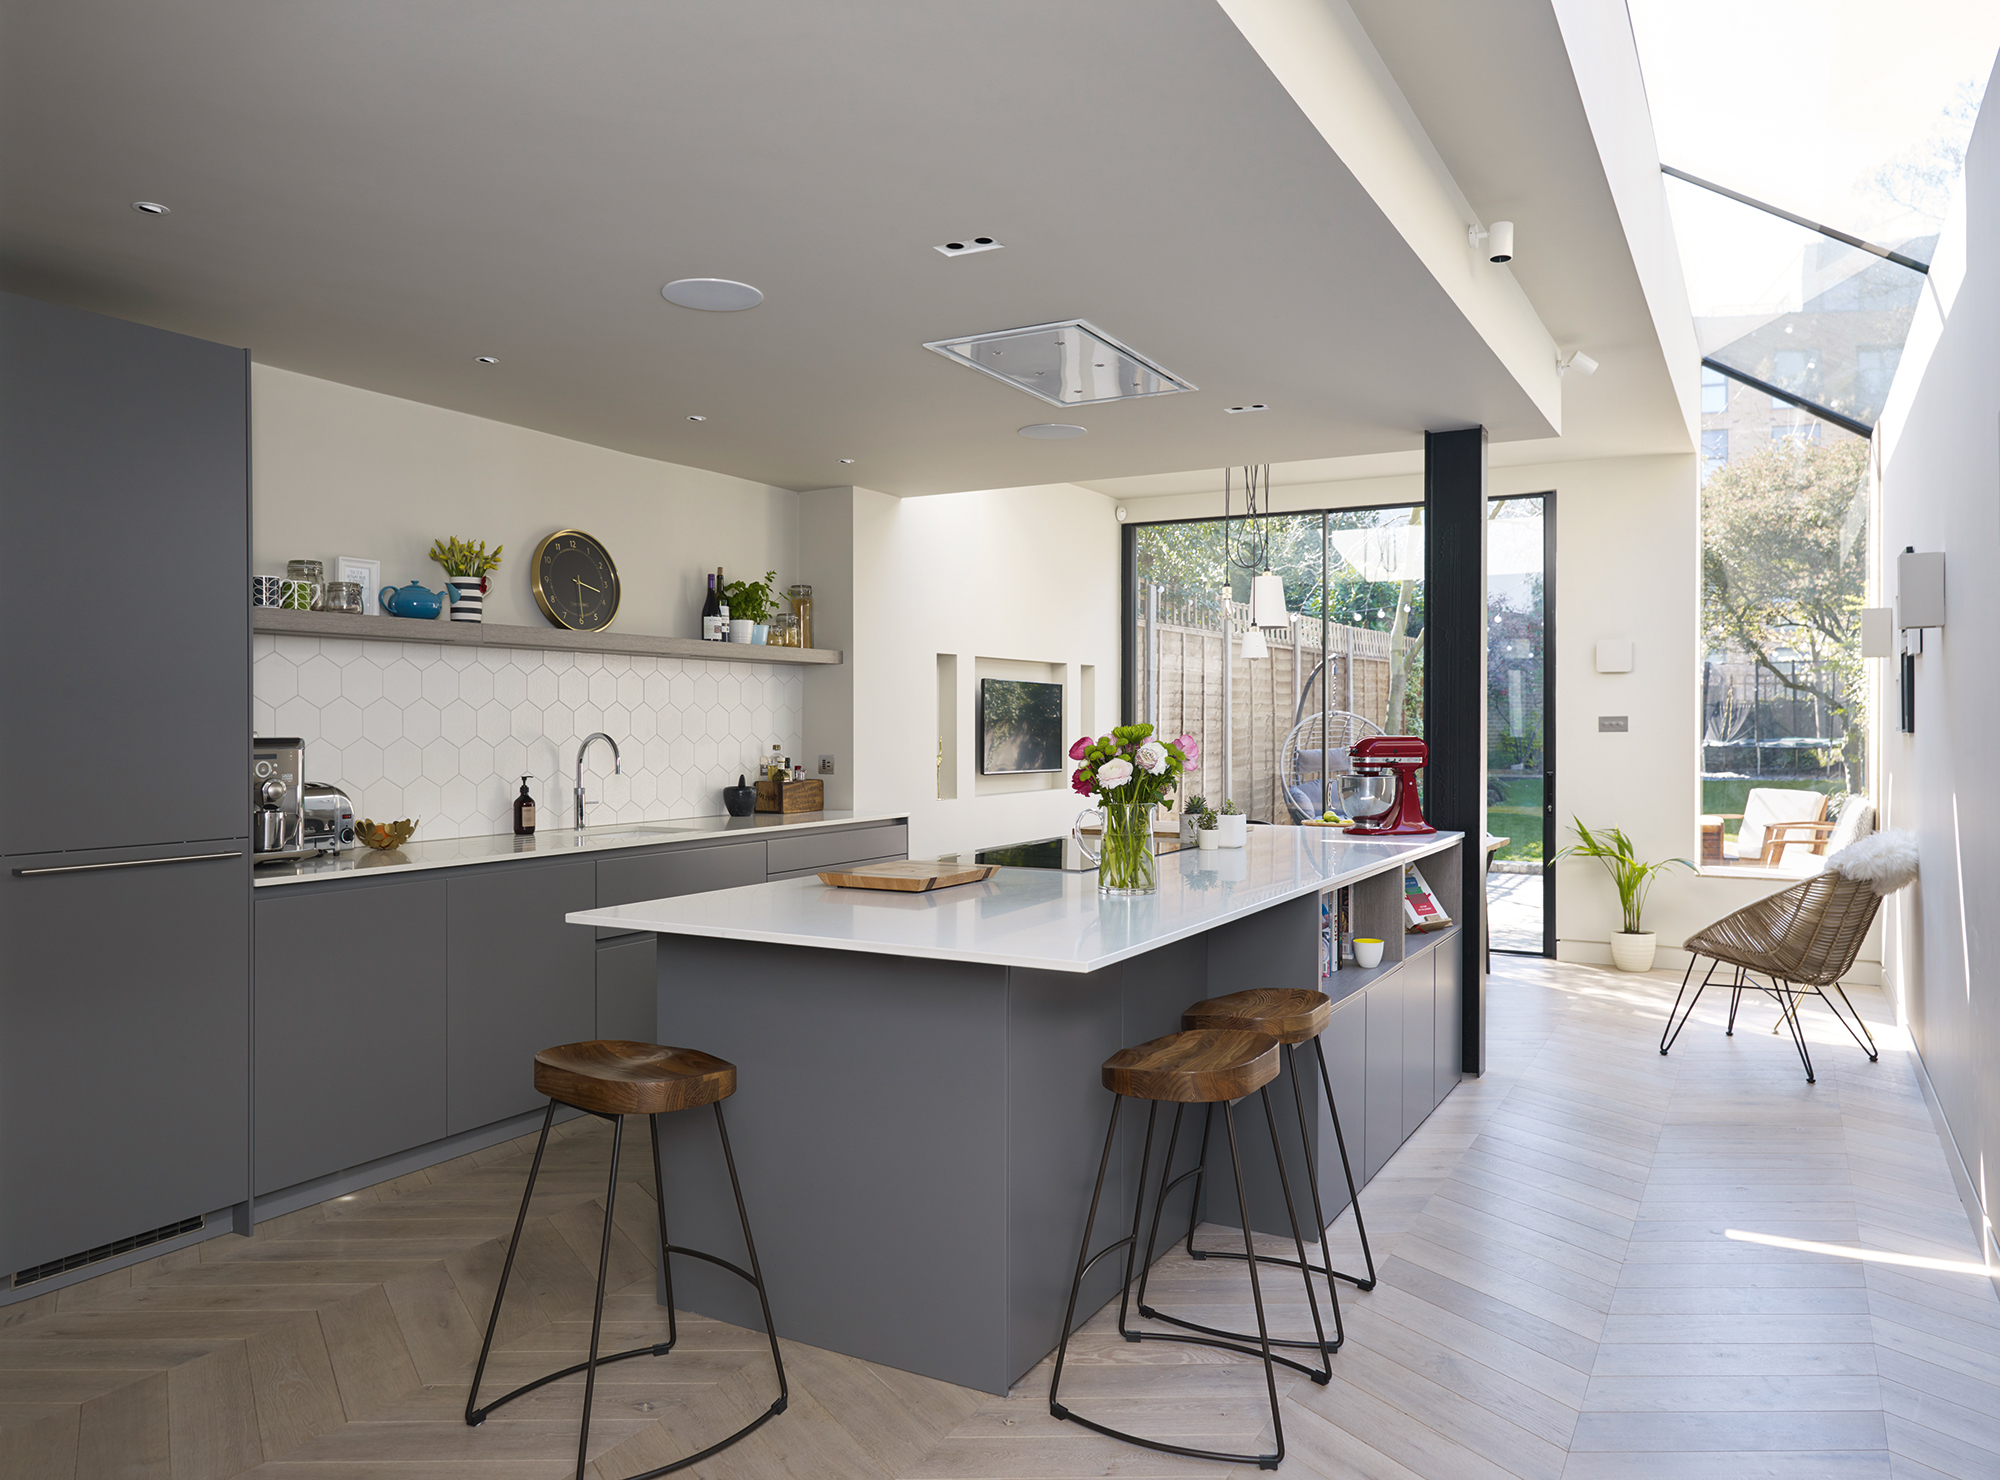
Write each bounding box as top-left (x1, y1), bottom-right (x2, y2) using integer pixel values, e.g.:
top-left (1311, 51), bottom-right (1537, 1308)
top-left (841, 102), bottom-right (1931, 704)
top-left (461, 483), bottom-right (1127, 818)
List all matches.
top-left (530, 530), bottom-right (621, 631)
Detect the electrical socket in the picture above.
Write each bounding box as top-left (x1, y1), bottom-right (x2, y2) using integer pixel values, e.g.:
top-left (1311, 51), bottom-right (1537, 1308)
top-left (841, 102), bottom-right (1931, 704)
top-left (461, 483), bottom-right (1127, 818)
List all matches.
top-left (818, 755), bottom-right (836, 775)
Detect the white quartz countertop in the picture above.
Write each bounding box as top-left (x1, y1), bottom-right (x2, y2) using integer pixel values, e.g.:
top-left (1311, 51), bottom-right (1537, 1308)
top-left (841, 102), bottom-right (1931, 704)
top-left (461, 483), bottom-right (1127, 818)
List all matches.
top-left (252, 810), bottom-right (909, 887)
top-left (568, 826), bottom-right (1462, 973)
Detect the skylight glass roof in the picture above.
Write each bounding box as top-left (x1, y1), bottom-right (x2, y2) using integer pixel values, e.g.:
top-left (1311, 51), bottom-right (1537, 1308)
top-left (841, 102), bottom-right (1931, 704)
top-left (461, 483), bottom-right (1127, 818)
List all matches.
top-left (1629, 0), bottom-right (2000, 429)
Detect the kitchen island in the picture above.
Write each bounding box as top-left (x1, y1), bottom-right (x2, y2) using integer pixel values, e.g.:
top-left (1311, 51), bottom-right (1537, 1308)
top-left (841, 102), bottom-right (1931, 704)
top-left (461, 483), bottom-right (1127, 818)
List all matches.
top-left (571, 824), bottom-right (1469, 1393)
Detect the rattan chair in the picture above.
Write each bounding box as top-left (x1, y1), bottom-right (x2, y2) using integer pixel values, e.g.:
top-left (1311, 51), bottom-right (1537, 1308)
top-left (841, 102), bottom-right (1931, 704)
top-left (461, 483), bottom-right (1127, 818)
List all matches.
top-left (1660, 870), bottom-right (1881, 1082)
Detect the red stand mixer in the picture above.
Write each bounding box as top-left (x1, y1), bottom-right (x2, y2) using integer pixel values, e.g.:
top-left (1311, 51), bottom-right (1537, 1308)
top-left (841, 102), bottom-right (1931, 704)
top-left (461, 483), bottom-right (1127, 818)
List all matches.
top-left (1341, 736), bottom-right (1435, 836)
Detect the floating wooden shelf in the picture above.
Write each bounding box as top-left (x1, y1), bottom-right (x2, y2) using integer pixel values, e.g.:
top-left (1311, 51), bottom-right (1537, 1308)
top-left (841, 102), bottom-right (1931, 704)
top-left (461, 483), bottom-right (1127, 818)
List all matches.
top-left (252, 608), bottom-right (843, 665)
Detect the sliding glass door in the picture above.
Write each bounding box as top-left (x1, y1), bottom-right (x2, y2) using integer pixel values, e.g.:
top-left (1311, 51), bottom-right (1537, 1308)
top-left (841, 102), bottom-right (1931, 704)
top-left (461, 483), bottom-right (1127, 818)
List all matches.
top-left (1486, 493), bottom-right (1552, 955)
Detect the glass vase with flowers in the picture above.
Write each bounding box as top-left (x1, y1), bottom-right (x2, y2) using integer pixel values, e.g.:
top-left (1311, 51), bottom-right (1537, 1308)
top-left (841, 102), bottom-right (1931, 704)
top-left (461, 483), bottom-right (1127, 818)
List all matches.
top-left (1067, 724), bottom-right (1199, 895)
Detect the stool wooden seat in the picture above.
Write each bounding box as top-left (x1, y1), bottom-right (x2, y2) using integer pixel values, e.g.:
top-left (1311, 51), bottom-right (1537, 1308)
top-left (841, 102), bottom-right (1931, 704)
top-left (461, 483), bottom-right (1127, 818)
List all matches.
top-left (533, 1040), bottom-right (735, 1116)
top-left (1102, 1028), bottom-right (1278, 1103)
top-left (468, 1040), bottom-right (785, 1480)
top-left (1053, 1027), bottom-right (1327, 1470)
top-left (1182, 987), bottom-right (1332, 1044)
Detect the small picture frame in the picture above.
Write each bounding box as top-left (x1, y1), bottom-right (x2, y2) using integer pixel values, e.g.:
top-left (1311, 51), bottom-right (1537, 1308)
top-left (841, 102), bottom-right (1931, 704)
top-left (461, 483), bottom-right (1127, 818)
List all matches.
top-left (335, 556), bottom-right (381, 616)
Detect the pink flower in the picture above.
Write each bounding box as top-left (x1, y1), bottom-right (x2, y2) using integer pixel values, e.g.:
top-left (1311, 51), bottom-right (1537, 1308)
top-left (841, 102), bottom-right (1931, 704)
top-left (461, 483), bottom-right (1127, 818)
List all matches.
top-left (1135, 741), bottom-right (1168, 775)
top-left (1070, 768), bottom-right (1094, 796)
top-left (1068, 736), bottom-right (1092, 761)
top-left (1176, 733), bottom-right (1200, 765)
top-left (1097, 757), bottom-right (1134, 790)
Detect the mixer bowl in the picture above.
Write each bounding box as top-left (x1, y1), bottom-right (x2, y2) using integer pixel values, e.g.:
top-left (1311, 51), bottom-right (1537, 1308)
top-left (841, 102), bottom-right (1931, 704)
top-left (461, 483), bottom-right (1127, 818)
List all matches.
top-left (1334, 772), bottom-right (1399, 822)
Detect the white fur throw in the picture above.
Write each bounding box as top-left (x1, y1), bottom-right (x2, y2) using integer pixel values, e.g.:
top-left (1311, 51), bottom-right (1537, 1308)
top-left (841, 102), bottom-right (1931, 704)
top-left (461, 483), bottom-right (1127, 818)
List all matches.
top-left (1826, 828), bottom-right (1920, 892)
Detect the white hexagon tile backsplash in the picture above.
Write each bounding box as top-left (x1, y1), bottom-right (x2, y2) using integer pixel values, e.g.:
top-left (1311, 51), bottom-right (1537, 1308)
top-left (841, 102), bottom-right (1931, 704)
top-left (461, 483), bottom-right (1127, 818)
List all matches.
top-left (253, 635), bottom-right (803, 837)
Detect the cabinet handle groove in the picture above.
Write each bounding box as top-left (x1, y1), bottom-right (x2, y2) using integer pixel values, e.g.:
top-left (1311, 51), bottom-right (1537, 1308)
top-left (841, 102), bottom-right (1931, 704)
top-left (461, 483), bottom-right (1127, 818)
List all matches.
top-left (13, 850), bottom-right (243, 876)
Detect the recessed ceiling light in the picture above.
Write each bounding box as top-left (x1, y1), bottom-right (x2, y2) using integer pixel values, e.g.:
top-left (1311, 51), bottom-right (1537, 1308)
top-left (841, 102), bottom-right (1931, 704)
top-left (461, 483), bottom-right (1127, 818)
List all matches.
top-left (837, 458), bottom-right (855, 464)
top-left (928, 320), bottom-right (1195, 407)
top-left (131, 201), bottom-right (169, 215)
top-left (1225, 404), bottom-right (1269, 413)
top-left (474, 356), bottom-right (498, 364)
top-left (661, 278), bottom-right (763, 311)
top-left (1018, 423), bottom-right (1087, 440)
top-left (687, 414), bottom-right (708, 422)
top-left (935, 236), bottom-right (1003, 257)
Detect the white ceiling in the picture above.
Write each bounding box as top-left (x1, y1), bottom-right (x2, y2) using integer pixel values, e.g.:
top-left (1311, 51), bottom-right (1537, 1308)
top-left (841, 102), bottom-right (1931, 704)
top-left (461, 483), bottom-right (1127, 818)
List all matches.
top-left (1, 0), bottom-right (1684, 497)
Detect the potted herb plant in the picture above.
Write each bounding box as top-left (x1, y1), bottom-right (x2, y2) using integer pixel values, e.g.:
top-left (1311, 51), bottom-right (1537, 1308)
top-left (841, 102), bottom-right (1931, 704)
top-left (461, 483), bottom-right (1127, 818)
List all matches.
top-left (1556, 818), bottom-right (1692, 972)
top-left (429, 537), bottom-right (503, 623)
top-left (1180, 795), bottom-right (1208, 846)
top-left (723, 570), bottom-right (779, 644)
top-left (1196, 809), bottom-right (1220, 851)
top-left (1217, 797), bottom-right (1248, 848)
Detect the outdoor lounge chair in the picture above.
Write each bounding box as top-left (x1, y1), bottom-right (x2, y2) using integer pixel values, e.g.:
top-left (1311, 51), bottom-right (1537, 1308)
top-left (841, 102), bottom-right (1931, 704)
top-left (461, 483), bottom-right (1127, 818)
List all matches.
top-left (1714, 787), bottom-right (1829, 865)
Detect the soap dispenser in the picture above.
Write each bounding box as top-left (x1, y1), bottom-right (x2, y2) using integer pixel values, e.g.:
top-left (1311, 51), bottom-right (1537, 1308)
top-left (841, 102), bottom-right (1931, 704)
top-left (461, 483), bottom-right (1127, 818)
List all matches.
top-left (513, 776), bottom-right (537, 836)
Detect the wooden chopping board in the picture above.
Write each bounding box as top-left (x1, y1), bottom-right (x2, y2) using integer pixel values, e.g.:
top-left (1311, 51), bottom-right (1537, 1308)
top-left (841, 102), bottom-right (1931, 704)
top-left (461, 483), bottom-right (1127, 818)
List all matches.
top-left (817, 859), bottom-right (999, 892)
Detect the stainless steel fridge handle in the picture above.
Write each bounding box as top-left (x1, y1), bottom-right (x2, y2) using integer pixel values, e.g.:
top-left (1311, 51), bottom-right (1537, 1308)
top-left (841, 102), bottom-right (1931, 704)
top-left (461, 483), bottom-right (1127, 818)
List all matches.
top-left (13, 850), bottom-right (243, 876)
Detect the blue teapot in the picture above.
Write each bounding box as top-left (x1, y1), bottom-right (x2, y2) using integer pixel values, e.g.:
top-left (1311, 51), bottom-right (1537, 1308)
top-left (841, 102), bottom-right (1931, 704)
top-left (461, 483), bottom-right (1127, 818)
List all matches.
top-left (379, 580), bottom-right (446, 620)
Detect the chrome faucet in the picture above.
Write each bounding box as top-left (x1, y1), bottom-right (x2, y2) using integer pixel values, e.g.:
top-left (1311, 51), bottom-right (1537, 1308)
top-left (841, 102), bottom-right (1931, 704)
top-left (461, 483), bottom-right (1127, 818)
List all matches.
top-left (574, 732), bottom-right (622, 830)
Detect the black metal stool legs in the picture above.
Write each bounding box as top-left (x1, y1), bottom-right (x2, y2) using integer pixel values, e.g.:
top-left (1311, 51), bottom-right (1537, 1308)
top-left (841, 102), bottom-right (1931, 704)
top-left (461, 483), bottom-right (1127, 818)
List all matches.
top-left (465, 1101), bottom-right (787, 1480)
top-left (1050, 1095), bottom-right (1290, 1470)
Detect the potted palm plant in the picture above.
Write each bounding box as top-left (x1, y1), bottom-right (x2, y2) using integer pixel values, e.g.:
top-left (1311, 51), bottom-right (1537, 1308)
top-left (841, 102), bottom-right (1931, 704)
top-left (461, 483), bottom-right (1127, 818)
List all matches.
top-left (1556, 818), bottom-right (1691, 972)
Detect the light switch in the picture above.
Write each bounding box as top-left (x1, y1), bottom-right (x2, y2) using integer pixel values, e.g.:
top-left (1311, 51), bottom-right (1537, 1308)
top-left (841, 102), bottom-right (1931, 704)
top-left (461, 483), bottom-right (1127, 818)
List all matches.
top-left (1595, 640), bottom-right (1634, 673)
top-left (1599, 715), bottom-right (1629, 733)
top-left (819, 755), bottom-right (837, 775)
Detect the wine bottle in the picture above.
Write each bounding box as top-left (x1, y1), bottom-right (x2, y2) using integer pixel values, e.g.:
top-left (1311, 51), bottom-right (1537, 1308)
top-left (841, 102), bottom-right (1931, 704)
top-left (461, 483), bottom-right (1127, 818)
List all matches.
top-left (716, 567), bottom-right (729, 624)
top-left (701, 574), bottom-right (723, 641)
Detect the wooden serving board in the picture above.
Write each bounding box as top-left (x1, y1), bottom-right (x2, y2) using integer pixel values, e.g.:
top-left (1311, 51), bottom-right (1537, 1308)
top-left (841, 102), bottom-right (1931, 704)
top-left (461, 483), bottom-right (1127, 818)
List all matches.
top-left (817, 859), bottom-right (1000, 892)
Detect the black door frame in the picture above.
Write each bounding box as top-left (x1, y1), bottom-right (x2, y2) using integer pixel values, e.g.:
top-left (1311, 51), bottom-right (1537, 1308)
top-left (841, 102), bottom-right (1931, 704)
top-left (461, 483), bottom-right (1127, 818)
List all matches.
top-left (1487, 489), bottom-right (1555, 958)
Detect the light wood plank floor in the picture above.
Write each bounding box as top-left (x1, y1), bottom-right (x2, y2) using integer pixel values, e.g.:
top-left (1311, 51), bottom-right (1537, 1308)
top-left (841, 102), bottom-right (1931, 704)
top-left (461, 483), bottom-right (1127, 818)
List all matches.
top-left (6, 954), bottom-right (2000, 1479)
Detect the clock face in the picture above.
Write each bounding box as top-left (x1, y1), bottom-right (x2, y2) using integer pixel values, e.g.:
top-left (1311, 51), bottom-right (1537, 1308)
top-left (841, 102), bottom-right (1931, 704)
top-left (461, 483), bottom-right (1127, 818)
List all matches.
top-left (531, 530), bottom-right (621, 631)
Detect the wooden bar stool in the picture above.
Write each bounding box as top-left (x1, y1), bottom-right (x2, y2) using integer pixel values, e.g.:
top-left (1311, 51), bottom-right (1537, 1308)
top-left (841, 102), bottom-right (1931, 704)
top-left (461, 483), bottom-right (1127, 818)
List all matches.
top-left (464, 1040), bottom-right (787, 1480)
top-left (1049, 1028), bottom-right (1330, 1471)
top-left (1175, 988), bottom-right (1375, 1318)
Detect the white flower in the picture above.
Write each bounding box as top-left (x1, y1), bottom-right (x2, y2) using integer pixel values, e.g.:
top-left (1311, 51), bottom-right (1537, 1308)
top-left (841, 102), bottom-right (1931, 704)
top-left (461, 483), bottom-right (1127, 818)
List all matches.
top-left (1097, 757), bottom-right (1135, 789)
top-left (1135, 741), bottom-right (1168, 775)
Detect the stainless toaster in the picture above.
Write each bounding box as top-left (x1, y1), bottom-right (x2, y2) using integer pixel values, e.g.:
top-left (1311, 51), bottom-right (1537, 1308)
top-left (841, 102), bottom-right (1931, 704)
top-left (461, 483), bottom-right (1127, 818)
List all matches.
top-left (302, 782), bottom-right (357, 854)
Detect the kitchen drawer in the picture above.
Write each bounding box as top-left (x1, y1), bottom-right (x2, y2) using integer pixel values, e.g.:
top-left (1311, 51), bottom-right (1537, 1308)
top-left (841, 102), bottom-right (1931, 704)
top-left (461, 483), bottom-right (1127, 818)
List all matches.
top-left (765, 823), bottom-right (908, 877)
top-left (594, 839), bottom-right (767, 938)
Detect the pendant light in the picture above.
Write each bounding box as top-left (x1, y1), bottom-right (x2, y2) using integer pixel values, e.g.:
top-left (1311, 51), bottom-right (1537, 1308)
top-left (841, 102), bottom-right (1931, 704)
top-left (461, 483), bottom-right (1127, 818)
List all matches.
top-left (1249, 568), bottom-right (1288, 628)
top-left (1239, 624), bottom-right (1269, 661)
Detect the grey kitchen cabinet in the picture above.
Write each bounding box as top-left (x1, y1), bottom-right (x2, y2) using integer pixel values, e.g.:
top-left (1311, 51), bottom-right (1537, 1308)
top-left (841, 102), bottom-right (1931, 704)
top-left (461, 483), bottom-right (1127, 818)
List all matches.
top-left (1362, 964), bottom-right (1405, 1181)
top-left (0, 292), bottom-right (249, 857)
top-left (597, 935), bottom-right (658, 1043)
top-left (1401, 948), bottom-right (1436, 1138)
top-left (595, 839), bottom-right (767, 939)
top-left (1434, 935), bottom-right (1463, 1107)
top-left (764, 823), bottom-right (908, 877)
top-left (1, 850), bottom-right (249, 1275)
top-left (1318, 992), bottom-right (1367, 1221)
top-left (254, 878), bottom-right (448, 1196)
top-left (447, 860), bottom-right (597, 1134)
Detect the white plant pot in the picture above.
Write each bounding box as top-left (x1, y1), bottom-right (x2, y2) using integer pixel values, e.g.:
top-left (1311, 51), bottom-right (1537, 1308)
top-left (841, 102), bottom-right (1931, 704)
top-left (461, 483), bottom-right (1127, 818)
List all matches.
top-left (1218, 813), bottom-right (1248, 848)
top-left (728, 619), bottom-right (754, 643)
top-left (1610, 931), bottom-right (1658, 973)
top-left (1197, 828), bottom-right (1220, 851)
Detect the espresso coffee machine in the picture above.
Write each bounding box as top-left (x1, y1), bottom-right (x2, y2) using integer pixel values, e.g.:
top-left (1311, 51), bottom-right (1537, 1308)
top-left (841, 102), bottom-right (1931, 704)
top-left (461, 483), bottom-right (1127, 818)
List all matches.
top-left (251, 737), bottom-right (315, 862)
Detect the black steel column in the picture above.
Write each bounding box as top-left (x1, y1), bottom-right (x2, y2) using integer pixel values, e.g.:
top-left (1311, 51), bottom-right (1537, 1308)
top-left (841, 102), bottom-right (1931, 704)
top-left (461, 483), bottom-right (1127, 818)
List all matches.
top-left (1424, 427), bottom-right (1488, 1076)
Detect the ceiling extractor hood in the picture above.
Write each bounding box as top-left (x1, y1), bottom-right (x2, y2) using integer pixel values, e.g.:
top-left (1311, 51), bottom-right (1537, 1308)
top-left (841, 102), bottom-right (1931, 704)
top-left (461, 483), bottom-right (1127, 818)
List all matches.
top-left (923, 319), bottom-right (1196, 407)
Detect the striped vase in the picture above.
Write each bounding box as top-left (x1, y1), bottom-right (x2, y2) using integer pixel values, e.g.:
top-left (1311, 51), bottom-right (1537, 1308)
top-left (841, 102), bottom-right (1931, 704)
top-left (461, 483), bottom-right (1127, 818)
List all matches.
top-left (447, 575), bottom-right (485, 622)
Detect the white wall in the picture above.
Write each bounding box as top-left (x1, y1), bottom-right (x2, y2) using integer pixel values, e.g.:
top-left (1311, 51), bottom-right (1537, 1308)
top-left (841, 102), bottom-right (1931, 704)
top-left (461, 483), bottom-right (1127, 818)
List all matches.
top-left (800, 483), bottom-right (1124, 858)
top-left (1113, 450), bottom-right (1867, 972)
top-left (252, 365), bottom-right (798, 636)
top-left (250, 366), bottom-right (805, 835)
top-left (1873, 59), bottom-right (2000, 1261)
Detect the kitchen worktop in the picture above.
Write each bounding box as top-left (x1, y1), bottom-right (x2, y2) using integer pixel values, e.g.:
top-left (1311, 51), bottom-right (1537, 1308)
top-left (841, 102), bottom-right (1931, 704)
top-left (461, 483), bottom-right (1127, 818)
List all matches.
top-left (569, 824), bottom-right (1461, 973)
top-left (252, 809), bottom-right (908, 886)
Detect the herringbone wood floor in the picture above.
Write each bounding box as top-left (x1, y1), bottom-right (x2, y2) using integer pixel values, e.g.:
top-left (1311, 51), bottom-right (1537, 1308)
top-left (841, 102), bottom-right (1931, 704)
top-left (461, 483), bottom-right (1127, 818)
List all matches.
top-left (5, 955), bottom-right (2000, 1479)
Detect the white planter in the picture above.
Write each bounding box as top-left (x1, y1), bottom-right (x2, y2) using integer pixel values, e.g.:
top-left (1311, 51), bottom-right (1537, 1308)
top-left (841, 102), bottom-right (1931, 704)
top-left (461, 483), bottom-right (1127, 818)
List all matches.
top-left (1218, 813), bottom-right (1248, 848)
top-left (1610, 931), bottom-right (1658, 973)
top-left (728, 618), bottom-right (754, 643)
top-left (1197, 828), bottom-right (1220, 851)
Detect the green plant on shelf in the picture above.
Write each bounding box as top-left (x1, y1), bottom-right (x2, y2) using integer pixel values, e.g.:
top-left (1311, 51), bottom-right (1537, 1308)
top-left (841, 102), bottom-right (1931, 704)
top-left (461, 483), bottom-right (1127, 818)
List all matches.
top-left (1554, 817), bottom-right (1690, 935)
top-left (1220, 798), bottom-right (1241, 816)
top-left (724, 570), bottom-right (780, 625)
top-left (429, 537), bottom-right (503, 577)
top-left (1198, 810), bottom-right (1219, 830)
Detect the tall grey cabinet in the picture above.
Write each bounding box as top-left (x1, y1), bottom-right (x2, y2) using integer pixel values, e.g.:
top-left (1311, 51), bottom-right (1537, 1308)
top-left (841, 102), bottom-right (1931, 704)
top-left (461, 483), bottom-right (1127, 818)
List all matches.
top-left (0, 292), bottom-right (251, 1280)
